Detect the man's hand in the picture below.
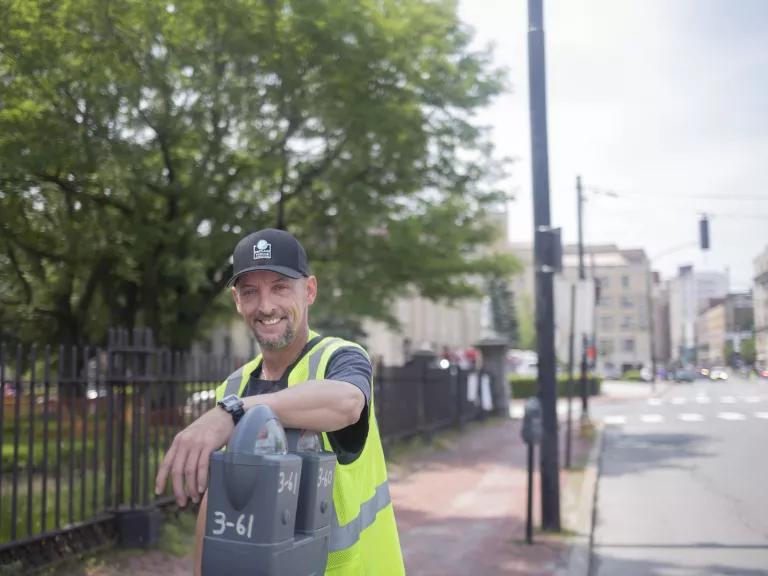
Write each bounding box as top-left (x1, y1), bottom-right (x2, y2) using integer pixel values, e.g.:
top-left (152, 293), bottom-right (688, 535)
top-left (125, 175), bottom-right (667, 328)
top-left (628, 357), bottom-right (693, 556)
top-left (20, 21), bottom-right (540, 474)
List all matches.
top-left (155, 405), bottom-right (234, 506)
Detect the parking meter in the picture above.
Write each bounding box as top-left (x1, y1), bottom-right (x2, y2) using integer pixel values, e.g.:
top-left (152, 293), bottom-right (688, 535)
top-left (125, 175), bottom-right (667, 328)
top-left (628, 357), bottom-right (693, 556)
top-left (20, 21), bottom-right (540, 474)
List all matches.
top-left (521, 397), bottom-right (543, 445)
top-left (202, 406), bottom-right (336, 576)
top-left (520, 396), bottom-right (542, 544)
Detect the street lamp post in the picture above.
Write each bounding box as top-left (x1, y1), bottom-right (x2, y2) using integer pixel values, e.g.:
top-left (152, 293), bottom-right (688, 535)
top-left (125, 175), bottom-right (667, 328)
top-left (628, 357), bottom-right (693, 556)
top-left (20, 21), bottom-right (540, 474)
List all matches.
top-left (527, 0), bottom-right (560, 532)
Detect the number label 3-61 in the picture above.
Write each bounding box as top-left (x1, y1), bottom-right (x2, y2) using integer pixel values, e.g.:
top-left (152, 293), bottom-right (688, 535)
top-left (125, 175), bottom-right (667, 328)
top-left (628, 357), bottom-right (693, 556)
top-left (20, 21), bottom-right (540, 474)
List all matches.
top-left (211, 511), bottom-right (254, 539)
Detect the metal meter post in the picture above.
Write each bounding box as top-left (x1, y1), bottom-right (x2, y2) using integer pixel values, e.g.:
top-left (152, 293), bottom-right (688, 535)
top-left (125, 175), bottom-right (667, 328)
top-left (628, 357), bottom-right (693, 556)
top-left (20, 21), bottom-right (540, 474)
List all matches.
top-left (202, 406), bottom-right (336, 576)
top-left (521, 397), bottom-right (543, 544)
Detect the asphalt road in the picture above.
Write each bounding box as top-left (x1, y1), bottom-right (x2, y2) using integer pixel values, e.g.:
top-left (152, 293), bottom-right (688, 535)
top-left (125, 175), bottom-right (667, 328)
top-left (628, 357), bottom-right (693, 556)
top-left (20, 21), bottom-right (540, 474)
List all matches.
top-left (589, 376), bottom-right (768, 575)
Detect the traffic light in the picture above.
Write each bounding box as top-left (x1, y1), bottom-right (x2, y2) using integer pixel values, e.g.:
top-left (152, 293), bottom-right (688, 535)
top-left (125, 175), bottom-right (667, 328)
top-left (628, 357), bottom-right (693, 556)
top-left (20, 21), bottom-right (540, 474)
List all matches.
top-left (699, 216), bottom-right (710, 250)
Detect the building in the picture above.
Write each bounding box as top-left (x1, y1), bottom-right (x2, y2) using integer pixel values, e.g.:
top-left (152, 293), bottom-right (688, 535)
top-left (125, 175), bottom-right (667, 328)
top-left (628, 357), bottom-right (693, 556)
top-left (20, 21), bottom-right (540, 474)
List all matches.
top-left (652, 276), bottom-right (672, 368)
top-left (667, 265), bottom-right (729, 366)
top-left (696, 293), bottom-right (754, 367)
top-left (754, 247), bottom-right (768, 368)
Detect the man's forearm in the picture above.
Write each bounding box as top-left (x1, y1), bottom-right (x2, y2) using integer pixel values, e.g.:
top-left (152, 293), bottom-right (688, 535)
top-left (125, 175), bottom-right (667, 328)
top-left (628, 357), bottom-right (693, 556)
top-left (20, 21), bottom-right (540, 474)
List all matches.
top-left (242, 379), bottom-right (364, 432)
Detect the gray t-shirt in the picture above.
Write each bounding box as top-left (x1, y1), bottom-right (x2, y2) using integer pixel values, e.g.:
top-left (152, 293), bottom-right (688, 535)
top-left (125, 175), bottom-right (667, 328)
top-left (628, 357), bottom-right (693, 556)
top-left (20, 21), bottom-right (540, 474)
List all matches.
top-left (244, 343), bottom-right (371, 463)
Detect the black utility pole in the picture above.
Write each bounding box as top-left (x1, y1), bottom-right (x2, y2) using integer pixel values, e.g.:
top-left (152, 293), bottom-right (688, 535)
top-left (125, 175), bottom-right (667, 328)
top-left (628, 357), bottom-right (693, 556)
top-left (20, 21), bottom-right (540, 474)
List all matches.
top-left (527, 0), bottom-right (560, 531)
top-left (576, 175), bottom-right (590, 422)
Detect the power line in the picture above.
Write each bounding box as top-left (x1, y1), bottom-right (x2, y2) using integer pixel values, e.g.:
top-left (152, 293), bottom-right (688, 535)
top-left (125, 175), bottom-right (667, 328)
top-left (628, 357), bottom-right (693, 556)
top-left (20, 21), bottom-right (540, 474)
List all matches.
top-left (585, 186), bottom-right (768, 202)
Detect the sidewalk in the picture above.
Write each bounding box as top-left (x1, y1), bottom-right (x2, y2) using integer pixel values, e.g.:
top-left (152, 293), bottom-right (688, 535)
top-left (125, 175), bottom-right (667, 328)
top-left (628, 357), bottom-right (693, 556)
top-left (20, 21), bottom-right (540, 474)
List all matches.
top-left (390, 416), bottom-right (597, 576)
top-left (50, 414), bottom-right (601, 576)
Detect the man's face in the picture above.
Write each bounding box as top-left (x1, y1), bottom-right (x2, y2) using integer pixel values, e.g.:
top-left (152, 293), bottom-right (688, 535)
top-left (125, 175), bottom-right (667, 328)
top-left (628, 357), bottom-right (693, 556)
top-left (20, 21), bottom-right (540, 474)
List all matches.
top-left (232, 270), bottom-right (317, 351)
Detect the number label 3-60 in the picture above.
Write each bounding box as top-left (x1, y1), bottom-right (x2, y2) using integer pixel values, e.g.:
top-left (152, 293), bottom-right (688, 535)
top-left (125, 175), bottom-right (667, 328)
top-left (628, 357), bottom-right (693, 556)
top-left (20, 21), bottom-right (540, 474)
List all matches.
top-left (317, 468), bottom-right (333, 488)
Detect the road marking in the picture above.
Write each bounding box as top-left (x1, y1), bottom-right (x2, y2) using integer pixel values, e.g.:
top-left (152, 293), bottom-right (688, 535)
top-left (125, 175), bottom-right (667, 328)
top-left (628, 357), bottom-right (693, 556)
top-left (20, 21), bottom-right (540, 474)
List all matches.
top-left (720, 396), bottom-right (736, 404)
top-left (695, 396), bottom-right (711, 404)
top-left (717, 412), bottom-right (746, 421)
top-left (678, 413), bottom-right (704, 422)
top-left (744, 396), bottom-right (762, 404)
top-left (671, 397), bottom-right (687, 405)
top-left (603, 415), bottom-right (627, 425)
top-left (647, 398), bottom-right (663, 406)
top-left (640, 414), bottom-right (664, 423)
top-left (755, 412), bottom-right (768, 420)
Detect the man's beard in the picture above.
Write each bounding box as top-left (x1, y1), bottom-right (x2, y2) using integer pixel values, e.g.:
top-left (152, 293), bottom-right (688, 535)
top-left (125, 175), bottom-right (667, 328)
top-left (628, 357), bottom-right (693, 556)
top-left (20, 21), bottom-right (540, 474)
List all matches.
top-left (251, 319), bottom-right (295, 350)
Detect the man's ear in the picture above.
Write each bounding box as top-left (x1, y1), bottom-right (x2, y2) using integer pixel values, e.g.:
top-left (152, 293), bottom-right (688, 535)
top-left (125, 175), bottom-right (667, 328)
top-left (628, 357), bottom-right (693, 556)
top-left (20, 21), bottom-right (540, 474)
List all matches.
top-left (306, 276), bottom-right (318, 305)
top-left (231, 286), bottom-right (242, 315)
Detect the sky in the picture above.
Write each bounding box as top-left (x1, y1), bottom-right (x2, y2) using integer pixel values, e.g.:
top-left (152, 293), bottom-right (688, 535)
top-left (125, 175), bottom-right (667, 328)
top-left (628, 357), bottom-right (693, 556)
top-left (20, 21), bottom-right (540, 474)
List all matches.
top-left (458, 0), bottom-right (768, 291)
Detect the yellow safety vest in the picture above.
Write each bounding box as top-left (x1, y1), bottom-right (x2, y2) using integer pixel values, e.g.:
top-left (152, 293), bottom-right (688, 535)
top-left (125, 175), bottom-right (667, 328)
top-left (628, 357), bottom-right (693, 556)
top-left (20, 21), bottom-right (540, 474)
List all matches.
top-left (215, 331), bottom-right (405, 576)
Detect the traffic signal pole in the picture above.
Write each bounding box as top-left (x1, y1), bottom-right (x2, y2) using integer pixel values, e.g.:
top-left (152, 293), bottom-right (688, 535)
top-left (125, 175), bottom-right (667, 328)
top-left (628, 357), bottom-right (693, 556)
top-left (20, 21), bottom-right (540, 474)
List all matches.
top-left (527, 0), bottom-right (560, 532)
top-left (576, 176), bottom-right (591, 423)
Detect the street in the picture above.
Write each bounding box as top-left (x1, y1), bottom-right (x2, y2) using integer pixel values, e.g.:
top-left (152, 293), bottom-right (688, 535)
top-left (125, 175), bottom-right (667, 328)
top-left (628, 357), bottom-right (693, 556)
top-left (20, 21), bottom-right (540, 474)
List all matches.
top-left (590, 376), bottom-right (768, 575)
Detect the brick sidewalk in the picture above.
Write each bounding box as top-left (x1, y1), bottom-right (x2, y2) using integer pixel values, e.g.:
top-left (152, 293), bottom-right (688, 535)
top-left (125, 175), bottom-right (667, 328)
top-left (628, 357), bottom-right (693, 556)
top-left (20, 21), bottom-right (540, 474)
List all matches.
top-left (52, 416), bottom-right (591, 575)
top-left (391, 417), bottom-right (591, 576)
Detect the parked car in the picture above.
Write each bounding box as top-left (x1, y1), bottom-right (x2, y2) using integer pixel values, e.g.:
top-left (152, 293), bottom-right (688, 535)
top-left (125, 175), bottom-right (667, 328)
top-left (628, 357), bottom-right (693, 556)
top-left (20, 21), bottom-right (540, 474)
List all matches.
top-left (709, 366), bottom-right (729, 381)
top-left (673, 369), bottom-right (697, 383)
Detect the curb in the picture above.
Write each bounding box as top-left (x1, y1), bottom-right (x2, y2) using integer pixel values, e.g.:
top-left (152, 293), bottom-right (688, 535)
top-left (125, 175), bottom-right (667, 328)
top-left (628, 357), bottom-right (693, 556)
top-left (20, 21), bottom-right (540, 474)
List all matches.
top-left (559, 426), bottom-right (604, 576)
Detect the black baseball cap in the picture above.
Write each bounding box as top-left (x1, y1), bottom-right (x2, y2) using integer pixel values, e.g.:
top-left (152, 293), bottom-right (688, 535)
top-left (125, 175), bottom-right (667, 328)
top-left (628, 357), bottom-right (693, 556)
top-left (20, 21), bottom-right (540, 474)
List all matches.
top-left (227, 228), bottom-right (310, 286)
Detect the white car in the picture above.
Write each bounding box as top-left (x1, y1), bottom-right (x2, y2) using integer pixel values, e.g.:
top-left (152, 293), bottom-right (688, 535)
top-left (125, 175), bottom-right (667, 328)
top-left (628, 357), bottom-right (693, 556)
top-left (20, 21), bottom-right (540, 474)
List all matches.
top-left (709, 367), bottom-right (729, 381)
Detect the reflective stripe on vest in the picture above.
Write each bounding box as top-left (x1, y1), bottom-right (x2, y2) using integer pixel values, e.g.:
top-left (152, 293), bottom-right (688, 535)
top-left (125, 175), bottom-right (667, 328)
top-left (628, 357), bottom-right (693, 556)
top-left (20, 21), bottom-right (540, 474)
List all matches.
top-left (223, 365), bottom-right (244, 397)
top-left (329, 479), bottom-right (392, 552)
top-left (307, 337), bottom-right (342, 380)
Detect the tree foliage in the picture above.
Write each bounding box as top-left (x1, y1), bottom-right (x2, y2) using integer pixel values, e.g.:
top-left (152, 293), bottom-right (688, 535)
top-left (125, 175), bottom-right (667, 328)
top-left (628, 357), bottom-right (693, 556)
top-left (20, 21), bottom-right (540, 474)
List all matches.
top-left (0, 0), bottom-right (511, 348)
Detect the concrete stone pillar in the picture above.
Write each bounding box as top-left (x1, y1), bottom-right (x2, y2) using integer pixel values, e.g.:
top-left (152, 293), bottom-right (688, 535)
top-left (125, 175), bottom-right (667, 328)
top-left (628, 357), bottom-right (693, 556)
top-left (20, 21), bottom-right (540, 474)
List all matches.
top-left (475, 338), bottom-right (511, 416)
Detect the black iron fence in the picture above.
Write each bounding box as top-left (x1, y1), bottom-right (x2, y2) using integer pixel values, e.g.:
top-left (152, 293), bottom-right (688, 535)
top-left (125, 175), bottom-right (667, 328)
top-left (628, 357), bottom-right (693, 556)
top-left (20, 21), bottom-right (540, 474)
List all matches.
top-left (0, 330), bottom-right (492, 568)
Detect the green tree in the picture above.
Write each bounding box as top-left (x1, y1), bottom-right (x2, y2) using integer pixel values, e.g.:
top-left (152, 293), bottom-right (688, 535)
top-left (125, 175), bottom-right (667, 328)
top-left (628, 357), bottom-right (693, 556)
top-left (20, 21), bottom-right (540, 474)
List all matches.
top-left (0, 0), bottom-right (509, 348)
top-left (516, 292), bottom-right (536, 350)
top-left (740, 337), bottom-right (756, 366)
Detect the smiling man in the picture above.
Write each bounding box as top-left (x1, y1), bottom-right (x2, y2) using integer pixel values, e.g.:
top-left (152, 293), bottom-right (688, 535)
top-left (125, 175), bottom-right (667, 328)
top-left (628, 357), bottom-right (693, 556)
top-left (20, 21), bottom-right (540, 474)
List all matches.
top-left (154, 228), bottom-right (404, 576)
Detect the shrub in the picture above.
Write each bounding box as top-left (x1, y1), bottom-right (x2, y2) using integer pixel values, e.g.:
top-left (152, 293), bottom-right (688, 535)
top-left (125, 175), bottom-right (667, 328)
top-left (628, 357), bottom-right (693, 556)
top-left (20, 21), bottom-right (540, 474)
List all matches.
top-left (508, 374), bottom-right (602, 399)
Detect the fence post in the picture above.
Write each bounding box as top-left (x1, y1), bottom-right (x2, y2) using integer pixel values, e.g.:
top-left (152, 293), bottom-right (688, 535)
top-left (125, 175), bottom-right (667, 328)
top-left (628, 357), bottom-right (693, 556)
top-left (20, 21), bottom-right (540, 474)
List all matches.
top-left (409, 350), bottom-right (435, 441)
top-left (110, 329), bottom-right (162, 548)
top-left (475, 338), bottom-right (511, 417)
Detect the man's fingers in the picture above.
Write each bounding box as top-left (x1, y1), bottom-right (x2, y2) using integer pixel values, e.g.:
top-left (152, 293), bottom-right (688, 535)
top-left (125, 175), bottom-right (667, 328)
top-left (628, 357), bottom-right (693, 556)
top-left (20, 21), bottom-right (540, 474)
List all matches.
top-left (171, 444), bottom-right (191, 507)
top-left (196, 447), bottom-right (212, 495)
top-left (185, 448), bottom-right (202, 503)
top-left (155, 442), bottom-right (177, 495)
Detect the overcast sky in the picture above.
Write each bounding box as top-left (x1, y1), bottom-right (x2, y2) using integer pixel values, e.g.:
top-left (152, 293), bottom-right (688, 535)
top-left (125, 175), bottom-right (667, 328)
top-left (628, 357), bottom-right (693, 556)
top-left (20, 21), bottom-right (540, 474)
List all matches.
top-left (459, 0), bottom-right (768, 290)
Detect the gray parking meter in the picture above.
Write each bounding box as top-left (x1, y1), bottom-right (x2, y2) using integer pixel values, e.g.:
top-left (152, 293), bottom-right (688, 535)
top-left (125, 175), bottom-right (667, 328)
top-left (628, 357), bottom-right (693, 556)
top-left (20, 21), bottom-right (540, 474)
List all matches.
top-left (202, 406), bottom-right (336, 576)
top-left (520, 397), bottom-right (542, 544)
top-left (521, 397), bottom-right (543, 445)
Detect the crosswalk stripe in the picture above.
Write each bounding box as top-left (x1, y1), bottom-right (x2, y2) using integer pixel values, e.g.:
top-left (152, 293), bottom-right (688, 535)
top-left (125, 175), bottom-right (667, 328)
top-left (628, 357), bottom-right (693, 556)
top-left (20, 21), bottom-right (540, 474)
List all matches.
top-left (678, 413), bottom-right (704, 422)
top-left (717, 412), bottom-right (746, 421)
top-left (640, 414), bottom-right (664, 423)
top-left (695, 397), bottom-right (712, 404)
top-left (603, 415), bottom-right (627, 425)
top-left (647, 398), bottom-right (663, 406)
top-left (720, 397), bottom-right (736, 404)
top-left (671, 398), bottom-right (687, 405)
top-left (755, 412), bottom-right (768, 420)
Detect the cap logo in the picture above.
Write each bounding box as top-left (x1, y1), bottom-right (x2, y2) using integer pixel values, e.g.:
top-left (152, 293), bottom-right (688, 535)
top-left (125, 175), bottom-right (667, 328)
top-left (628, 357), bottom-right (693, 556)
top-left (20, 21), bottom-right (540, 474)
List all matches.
top-left (253, 239), bottom-right (271, 260)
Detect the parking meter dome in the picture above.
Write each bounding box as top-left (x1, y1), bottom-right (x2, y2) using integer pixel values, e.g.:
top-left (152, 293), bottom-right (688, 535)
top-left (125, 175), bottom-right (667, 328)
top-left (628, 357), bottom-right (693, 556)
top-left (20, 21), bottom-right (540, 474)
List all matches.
top-left (296, 429), bottom-right (323, 452)
top-left (227, 404), bottom-right (287, 455)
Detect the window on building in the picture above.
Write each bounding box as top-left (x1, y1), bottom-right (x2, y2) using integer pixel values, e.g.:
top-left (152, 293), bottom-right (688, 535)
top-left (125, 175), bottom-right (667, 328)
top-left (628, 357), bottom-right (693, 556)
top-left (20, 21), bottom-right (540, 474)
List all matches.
top-left (620, 316), bottom-right (633, 329)
top-left (621, 295), bottom-right (634, 308)
top-left (623, 338), bottom-right (635, 352)
top-left (599, 339), bottom-right (614, 356)
top-left (599, 276), bottom-right (610, 289)
top-left (601, 316), bottom-right (613, 330)
top-left (599, 296), bottom-right (612, 307)
top-left (621, 275), bottom-right (630, 289)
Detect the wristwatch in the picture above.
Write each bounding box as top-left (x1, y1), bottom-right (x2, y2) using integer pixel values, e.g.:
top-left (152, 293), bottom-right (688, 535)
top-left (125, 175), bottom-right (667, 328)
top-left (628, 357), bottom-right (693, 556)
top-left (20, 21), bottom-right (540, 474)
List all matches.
top-left (217, 394), bottom-right (245, 425)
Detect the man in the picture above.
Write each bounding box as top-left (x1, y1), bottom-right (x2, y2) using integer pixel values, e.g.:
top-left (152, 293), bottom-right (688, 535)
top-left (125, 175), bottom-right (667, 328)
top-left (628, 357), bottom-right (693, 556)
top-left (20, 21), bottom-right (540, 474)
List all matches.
top-left (155, 228), bottom-right (404, 576)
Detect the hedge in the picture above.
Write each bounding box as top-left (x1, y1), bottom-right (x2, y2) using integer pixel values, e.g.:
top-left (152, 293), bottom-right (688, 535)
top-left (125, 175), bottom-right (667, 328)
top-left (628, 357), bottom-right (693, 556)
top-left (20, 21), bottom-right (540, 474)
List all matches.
top-left (508, 374), bottom-right (602, 399)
